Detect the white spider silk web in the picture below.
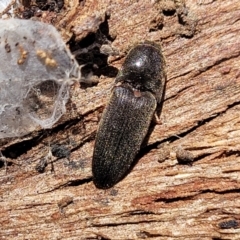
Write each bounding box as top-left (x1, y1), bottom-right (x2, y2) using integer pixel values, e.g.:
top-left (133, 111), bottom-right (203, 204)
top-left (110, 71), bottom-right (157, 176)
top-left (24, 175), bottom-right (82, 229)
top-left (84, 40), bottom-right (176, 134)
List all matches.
top-left (0, 19), bottom-right (81, 138)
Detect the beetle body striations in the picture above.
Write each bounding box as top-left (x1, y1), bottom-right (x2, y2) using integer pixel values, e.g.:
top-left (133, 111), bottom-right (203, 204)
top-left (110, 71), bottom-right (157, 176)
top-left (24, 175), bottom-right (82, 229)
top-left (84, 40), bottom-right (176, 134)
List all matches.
top-left (92, 41), bottom-right (166, 189)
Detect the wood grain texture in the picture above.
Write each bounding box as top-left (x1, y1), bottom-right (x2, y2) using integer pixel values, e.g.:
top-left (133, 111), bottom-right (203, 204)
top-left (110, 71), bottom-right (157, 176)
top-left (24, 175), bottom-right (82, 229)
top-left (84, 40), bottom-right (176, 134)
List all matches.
top-left (1, 0), bottom-right (240, 239)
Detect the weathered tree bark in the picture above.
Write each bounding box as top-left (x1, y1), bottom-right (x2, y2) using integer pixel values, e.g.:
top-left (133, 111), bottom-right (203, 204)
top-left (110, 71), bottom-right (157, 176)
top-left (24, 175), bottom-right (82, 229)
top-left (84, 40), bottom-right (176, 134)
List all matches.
top-left (1, 0), bottom-right (240, 239)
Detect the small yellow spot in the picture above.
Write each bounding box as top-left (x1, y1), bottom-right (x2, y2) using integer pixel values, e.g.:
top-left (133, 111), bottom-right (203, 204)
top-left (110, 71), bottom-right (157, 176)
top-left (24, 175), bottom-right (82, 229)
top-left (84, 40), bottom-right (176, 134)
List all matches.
top-left (36, 49), bottom-right (57, 67)
top-left (17, 45), bottom-right (28, 64)
top-left (36, 49), bottom-right (47, 59)
top-left (45, 58), bottom-right (57, 68)
top-left (17, 59), bottom-right (24, 65)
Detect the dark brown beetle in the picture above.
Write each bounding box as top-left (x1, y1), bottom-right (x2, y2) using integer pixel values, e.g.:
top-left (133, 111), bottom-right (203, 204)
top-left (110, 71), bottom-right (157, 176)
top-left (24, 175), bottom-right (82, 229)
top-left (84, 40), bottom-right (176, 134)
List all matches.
top-left (92, 41), bottom-right (166, 189)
